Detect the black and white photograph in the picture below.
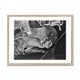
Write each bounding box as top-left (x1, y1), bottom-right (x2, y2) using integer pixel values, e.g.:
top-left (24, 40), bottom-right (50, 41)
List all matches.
top-left (14, 20), bottom-right (66, 60)
top-left (7, 15), bottom-right (73, 65)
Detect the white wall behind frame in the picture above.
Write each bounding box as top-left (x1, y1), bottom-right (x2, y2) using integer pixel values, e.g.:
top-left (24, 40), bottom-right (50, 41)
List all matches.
top-left (0, 0), bottom-right (80, 80)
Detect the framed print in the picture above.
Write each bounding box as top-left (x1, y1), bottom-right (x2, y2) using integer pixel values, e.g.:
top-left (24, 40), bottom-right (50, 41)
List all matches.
top-left (7, 15), bottom-right (73, 66)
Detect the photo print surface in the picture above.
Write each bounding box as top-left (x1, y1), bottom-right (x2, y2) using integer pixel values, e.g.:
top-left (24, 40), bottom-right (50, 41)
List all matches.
top-left (14, 20), bottom-right (66, 60)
